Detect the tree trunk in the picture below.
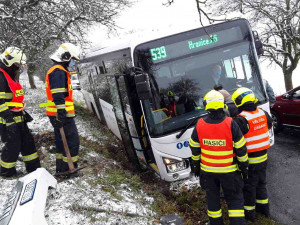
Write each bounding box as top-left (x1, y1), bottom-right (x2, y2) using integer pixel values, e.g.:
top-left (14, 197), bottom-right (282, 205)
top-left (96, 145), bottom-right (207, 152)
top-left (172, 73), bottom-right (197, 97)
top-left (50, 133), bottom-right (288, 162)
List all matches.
top-left (27, 64), bottom-right (37, 89)
top-left (283, 71), bottom-right (293, 91)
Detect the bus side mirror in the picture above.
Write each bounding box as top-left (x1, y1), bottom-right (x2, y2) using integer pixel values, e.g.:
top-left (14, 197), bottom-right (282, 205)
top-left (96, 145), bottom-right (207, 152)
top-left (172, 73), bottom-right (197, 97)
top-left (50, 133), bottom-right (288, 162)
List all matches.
top-left (253, 31), bottom-right (264, 56)
top-left (134, 72), bottom-right (152, 100)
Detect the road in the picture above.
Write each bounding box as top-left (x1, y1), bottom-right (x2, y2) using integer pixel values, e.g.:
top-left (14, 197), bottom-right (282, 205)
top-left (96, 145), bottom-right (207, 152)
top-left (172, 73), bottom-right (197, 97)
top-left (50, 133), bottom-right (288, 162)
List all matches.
top-left (267, 128), bottom-right (300, 225)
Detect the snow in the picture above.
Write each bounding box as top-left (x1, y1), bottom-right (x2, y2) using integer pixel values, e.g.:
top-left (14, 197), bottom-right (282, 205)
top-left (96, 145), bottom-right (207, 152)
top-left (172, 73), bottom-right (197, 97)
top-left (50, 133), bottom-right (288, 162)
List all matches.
top-left (0, 74), bottom-right (155, 225)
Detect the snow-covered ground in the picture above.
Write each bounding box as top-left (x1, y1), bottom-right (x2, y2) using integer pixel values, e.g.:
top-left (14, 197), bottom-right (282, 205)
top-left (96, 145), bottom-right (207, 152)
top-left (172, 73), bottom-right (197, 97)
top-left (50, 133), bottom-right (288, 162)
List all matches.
top-left (0, 75), bottom-right (156, 225)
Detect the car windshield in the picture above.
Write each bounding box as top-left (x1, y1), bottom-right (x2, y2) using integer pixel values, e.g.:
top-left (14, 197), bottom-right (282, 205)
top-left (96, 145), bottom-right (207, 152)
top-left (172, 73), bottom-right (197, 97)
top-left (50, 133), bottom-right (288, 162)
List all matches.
top-left (139, 41), bottom-right (267, 137)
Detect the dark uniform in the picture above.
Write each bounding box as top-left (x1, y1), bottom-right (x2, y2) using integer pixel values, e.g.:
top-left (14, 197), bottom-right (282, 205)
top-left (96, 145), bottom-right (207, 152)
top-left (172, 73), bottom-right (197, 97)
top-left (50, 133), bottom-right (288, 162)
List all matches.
top-left (234, 104), bottom-right (272, 220)
top-left (44, 62), bottom-right (79, 173)
top-left (190, 112), bottom-right (248, 225)
top-left (0, 62), bottom-right (40, 177)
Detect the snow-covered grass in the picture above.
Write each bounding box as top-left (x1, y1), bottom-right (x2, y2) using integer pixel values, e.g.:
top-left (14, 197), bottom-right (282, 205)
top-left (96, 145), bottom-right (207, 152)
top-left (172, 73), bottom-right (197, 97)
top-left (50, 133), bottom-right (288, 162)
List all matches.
top-left (0, 75), bottom-right (156, 225)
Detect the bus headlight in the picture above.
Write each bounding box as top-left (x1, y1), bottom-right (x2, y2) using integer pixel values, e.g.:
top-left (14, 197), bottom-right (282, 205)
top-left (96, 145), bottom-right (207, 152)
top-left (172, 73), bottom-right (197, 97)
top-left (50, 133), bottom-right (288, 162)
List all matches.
top-left (163, 157), bottom-right (188, 173)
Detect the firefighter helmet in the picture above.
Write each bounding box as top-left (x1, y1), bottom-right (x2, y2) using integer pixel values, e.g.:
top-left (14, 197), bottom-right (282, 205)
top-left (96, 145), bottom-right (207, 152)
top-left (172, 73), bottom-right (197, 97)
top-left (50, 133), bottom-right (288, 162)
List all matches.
top-left (167, 91), bottom-right (175, 97)
top-left (50, 43), bottom-right (80, 62)
top-left (0, 47), bottom-right (26, 67)
top-left (203, 90), bottom-right (225, 110)
top-left (232, 87), bottom-right (258, 107)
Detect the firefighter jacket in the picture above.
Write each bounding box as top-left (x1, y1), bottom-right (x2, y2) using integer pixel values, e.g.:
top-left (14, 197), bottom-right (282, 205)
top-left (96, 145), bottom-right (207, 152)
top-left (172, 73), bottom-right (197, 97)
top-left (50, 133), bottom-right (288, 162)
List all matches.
top-left (40, 63), bottom-right (75, 117)
top-left (0, 63), bottom-right (25, 129)
top-left (234, 106), bottom-right (272, 165)
top-left (189, 114), bottom-right (248, 173)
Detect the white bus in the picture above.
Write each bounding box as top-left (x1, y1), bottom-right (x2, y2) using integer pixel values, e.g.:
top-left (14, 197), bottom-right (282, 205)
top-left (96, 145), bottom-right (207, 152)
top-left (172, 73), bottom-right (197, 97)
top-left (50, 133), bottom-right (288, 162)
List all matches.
top-left (77, 19), bottom-right (274, 182)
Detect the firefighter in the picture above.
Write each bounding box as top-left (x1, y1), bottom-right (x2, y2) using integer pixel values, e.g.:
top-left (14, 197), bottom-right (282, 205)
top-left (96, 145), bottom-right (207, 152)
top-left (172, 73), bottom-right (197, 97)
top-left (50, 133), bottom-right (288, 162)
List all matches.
top-left (189, 90), bottom-right (248, 225)
top-left (231, 87), bottom-right (272, 221)
top-left (0, 47), bottom-right (41, 177)
top-left (41, 43), bottom-right (80, 173)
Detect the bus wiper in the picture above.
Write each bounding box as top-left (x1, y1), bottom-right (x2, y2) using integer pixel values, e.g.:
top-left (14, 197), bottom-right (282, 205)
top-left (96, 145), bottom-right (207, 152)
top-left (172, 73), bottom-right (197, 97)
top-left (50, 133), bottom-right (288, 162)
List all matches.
top-left (176, 115), bottom-right (204, 139)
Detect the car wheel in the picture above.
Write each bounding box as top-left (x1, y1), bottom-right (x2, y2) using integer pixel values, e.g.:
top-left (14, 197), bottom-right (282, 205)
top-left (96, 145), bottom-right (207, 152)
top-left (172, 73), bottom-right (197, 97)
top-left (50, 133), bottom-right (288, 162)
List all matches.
top-left (271, 110), bottom-right (282, 133)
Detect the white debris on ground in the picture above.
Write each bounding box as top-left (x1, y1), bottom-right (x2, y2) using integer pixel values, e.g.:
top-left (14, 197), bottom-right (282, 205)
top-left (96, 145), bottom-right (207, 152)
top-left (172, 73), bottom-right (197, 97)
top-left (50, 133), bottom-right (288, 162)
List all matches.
top-left (0, 75), bottom-right (156, 225)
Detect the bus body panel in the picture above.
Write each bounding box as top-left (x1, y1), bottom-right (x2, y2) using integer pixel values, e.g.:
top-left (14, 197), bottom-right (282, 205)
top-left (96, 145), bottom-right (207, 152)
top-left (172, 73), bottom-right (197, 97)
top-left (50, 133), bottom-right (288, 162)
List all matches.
top-left (149, 129), bottom-right (193, 159)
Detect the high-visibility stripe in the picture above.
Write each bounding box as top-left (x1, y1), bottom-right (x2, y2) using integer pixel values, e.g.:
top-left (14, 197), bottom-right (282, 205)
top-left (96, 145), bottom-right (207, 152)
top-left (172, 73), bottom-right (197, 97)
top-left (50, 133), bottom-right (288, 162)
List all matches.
top-left (66, 113), bottom-right (75, 117)
top-left (0, 92), bottom-right (13, 99)
top-left (22, 152), bottom-right (38, 162)
top-left (256, 199), bottom-right (268, 204)
top-left (57, 104), bottom-right (66, 109)
top-left (50, 88), bottom-right (67, 94)
top-left (0, 103), bottom-right (9, 112)
top-left (245, 132), bottom-right (269, 142)
top-left (0, 160), bottom-right (16, 169)
top-left (202, 149), bottom-right (233, 156)
top-left (201, 155), bottom-right (233, 164)
top-left (6, 102), bottom-right (23, 107)
top-left (46, 107), bottom-right (57, 112)
top-left (237, 153), bottom-right (248, 162)
top-left (63, 155), bottom-right (78, 163)
top-left (56, 153), bottom-right (63, 159)
top-left (244, 206), bottom-right (255, 210)
top-left (248, 153), bottom-right (267, 164)
top-left (247, 141), bottom-right (270, 150)
top-left (0, 116), bottom-right (24, 124)
top-left (200, 163), bottom-right (237, 173)
top-left (192, 154), bottom-right (200, 161)
top-left (228, 209), bottom-right (245, 217)
top-left (208, 209), bottom-right (222, 218)
top-left (234, 137), bottom-right (246, 149)
top-left (189, 138), bottom-right (200, 148)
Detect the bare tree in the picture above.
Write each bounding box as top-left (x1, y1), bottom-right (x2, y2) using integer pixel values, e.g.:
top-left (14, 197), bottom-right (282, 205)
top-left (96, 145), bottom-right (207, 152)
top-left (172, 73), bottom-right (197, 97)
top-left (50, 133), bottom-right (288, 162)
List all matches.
top-left (0, 0), bottom-right (131, 88)
top-left (165, 0), bottom-right (300, 91)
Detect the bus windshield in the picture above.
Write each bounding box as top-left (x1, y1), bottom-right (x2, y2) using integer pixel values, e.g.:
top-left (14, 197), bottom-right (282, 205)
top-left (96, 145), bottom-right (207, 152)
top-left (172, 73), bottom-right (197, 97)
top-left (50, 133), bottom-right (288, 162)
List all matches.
top-left (134, 22), bottom-right (267, 137)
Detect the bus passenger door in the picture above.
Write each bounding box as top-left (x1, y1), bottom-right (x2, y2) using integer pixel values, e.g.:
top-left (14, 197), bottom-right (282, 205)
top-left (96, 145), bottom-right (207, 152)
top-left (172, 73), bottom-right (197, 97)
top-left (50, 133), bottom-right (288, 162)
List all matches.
top-left (106, 75), bottom-right (141, 168)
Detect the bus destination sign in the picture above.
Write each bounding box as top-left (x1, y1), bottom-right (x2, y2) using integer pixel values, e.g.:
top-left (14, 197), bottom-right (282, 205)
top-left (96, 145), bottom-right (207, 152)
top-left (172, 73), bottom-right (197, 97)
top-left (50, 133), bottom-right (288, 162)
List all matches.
top-left (149, 27), bottom-right (243, 63)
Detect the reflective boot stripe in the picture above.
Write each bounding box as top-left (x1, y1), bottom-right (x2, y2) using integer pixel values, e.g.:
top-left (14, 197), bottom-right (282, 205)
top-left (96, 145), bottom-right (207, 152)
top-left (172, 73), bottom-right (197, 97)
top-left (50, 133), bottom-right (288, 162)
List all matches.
top-left (228, 209), bottom-right (245, 217)
top-left (208, 209), bottom-right (222, 218)
top-left (22, 152), bottom-right (38, 162)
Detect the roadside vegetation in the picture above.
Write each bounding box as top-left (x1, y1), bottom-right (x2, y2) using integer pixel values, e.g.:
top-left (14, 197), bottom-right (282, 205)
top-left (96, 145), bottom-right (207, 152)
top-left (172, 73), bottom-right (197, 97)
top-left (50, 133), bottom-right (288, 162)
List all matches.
top-left (42, 102), bottom-right (279, 225)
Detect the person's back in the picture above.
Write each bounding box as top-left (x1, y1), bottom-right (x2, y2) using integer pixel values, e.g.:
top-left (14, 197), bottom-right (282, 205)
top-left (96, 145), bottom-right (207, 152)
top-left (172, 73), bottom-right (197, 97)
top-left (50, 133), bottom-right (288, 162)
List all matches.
top-left (189, 90), bottom-right (248, 225)
top-left (232, 87), bottom-right (272, 221)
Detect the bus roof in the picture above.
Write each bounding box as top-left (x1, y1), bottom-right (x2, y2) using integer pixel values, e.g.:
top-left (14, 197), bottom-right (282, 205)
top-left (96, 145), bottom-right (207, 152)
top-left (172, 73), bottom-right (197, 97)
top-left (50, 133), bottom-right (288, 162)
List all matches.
top-left (82, 19), bottom-right (249, 60)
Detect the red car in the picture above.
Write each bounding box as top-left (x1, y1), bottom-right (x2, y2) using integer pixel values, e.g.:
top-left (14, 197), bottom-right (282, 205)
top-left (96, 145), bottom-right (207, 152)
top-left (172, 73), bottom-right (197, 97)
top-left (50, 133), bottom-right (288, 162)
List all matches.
top-left (271, 86), bottom-right (300, 133)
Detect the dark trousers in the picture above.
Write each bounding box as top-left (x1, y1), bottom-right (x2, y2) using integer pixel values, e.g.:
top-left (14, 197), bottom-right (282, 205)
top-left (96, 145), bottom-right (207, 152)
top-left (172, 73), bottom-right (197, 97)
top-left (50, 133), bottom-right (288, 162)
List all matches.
top-left (0, 122), bottom-right (40, 176)
top-left (244, 161), bottom-right (269, 219)
top-left (201, 170), bottom-right (246, 225)
top-left (52, 117), bottom-right (79, 173)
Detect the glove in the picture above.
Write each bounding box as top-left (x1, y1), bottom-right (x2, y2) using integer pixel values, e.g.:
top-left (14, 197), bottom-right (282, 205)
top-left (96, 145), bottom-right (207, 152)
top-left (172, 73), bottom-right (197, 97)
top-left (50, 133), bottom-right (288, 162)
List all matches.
top-left (49, 116), bottom-right (63, 129)
top-left (4, 122), bottom-right (18, 142)
top-left (57, 109), bottom-right (67, 123)
top-left (23, 110), bottom-right (33, 123)
top-left (190, 159), bottom-right (200, 177)
top-left (241, 170), bottom-right (248, 181)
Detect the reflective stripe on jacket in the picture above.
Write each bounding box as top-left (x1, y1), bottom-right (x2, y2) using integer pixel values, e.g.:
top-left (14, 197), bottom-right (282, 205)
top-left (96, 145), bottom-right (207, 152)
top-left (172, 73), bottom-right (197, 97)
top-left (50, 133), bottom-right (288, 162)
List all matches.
top-left (41, 65), bottom-right (74, 117)
top-left (239, 109), bottom-right (270, 153)
top-left (0, 68), bottom-right (24, 112)
top-left (196, 117), bottom-right (237, 172)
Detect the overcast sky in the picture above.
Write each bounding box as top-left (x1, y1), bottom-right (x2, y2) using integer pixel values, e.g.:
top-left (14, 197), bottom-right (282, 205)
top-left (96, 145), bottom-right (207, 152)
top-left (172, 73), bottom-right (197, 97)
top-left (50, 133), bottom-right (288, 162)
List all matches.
top-left (88, 0), bottom-right (300, 95)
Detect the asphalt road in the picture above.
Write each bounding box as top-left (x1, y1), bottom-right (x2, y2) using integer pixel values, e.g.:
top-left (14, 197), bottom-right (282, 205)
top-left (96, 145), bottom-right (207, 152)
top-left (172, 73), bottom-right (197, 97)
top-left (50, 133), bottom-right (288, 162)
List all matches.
top-left (267, 128), bottom-right (300, 225)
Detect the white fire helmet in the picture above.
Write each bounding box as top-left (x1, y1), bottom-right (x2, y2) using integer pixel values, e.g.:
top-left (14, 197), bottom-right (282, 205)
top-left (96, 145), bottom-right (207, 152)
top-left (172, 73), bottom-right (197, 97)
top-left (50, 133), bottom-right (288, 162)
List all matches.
top-left (50, 43), bottom-right (80, 62)
top-left (0, 47), bottom-right (27, 67)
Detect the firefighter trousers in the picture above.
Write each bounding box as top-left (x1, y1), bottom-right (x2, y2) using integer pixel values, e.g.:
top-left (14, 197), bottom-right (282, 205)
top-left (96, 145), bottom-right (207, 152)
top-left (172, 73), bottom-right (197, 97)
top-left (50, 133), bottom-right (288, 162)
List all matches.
top-left (52, 117), bottom-right (79, 173)
top-left (0, 122), bottom-right (41, 177)
top-left (200, 170), bottom-right (246, 225)
top-left (244, 161), bottom-right (269, 220)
